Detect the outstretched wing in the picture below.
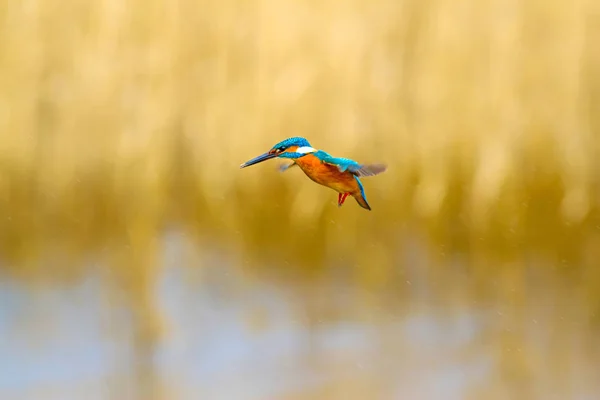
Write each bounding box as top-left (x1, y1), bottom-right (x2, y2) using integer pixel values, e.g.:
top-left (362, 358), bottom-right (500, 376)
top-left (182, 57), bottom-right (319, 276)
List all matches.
top-left (346, 163), bottom-right (387, 177)
top-left (315, 150), bottom-right (387, 177)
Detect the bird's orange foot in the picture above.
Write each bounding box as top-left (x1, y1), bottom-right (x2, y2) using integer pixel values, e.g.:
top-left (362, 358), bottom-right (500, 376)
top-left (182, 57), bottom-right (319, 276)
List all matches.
top-left (337, 193), bottom-right (350, 207)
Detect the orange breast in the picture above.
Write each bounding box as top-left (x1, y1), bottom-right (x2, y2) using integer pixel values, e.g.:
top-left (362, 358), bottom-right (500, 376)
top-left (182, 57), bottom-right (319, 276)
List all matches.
top-left (295, 154), bottom-right (358, 194)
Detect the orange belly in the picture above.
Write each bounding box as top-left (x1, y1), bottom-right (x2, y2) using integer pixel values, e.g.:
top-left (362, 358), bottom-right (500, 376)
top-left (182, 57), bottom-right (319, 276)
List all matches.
top-left (295, 154), bottom-right (358, 194)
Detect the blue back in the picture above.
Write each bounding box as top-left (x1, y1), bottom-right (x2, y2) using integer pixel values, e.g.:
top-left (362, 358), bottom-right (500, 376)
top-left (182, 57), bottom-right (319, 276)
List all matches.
top-left (313, 150), bottom-right (360, 172)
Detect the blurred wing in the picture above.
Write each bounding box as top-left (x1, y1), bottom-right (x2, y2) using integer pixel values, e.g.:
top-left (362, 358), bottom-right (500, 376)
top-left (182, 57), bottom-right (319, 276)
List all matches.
top-left (346, 163), bottom-right (387, 177)
top-left (279, 161), bottom-right (297, 172)
top-left (317, 151), bottom-right (387, 177)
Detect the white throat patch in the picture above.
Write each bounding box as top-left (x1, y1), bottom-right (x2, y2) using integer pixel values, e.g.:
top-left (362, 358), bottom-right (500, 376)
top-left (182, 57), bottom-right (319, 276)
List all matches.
top-left (296, 146), bottom-right (317, 154)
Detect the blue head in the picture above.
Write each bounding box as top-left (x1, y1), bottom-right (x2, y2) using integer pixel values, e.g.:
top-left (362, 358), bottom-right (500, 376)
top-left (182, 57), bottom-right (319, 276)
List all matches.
top-left (240, 137), bottom-right (314, 168)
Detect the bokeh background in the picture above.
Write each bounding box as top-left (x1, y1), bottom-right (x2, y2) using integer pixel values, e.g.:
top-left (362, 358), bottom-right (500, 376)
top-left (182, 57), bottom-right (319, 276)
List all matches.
top-left (1, 0), bottom-right (600, 399)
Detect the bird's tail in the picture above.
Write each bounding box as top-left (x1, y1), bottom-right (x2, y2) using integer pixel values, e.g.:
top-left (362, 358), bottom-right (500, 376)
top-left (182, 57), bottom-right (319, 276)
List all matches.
top-left (354, 163), bottom-right (387, 177)
top-left (352, 176), bottom-right (372, 210)
top-left (352, 192), bottom-right (371, 210)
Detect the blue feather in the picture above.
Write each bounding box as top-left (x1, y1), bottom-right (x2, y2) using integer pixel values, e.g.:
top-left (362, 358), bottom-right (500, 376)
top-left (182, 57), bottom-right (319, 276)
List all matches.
top-left (354, 175), bottom-right (371, 209)
top-left (278, 151), bottom-right (305, 159)
top-left (313, 151), bottom-right (361, 170)
top-left (313, 150), bottom-right (386, 177)
top-left (271, 137), bottom-right (311, 151)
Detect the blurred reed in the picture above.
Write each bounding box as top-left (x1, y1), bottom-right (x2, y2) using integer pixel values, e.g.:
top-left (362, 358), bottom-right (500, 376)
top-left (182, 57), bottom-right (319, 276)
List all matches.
top-left (1, 0), bottom-right (600, 386)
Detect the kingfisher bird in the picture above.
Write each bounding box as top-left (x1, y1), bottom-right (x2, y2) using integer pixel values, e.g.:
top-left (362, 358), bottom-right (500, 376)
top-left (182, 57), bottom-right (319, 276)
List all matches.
top-left (239, 137), bottom-right (387, 210)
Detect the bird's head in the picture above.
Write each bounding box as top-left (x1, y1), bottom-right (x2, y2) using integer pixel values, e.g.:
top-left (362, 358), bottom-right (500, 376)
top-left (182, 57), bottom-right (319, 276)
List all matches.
top-left (239, 137), bottom-right (316, 168)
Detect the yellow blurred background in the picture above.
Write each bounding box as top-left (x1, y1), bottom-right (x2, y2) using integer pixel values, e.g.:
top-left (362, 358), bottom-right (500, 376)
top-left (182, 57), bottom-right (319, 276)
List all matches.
top-left (1, 0), bottom-right (600, 399)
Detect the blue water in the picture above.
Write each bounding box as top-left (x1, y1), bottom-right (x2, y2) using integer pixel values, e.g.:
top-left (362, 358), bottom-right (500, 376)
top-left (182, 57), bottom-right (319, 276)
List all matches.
top-left (0, 232), bottom-right (596, 400)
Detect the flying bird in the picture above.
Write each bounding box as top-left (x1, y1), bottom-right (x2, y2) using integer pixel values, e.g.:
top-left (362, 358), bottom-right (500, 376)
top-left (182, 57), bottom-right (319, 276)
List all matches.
top-left (239, 137), bottom-right (387, 210)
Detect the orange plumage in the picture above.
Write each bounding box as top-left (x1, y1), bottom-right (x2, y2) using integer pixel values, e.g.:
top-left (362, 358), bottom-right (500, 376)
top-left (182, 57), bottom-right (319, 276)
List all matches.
top-left (293, 154), bottom-right (371, 209)
top-left (239, 137), bottom-right (386, 210)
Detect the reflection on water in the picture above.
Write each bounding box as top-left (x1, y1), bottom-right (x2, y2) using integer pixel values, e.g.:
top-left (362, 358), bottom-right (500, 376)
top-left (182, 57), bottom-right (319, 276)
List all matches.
top-left (1, 230), bottom-right (598, 400)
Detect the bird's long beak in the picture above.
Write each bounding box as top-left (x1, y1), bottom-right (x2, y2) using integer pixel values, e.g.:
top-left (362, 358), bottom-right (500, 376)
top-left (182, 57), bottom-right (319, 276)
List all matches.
top-left (239, 151), bottom-right (277, 168)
